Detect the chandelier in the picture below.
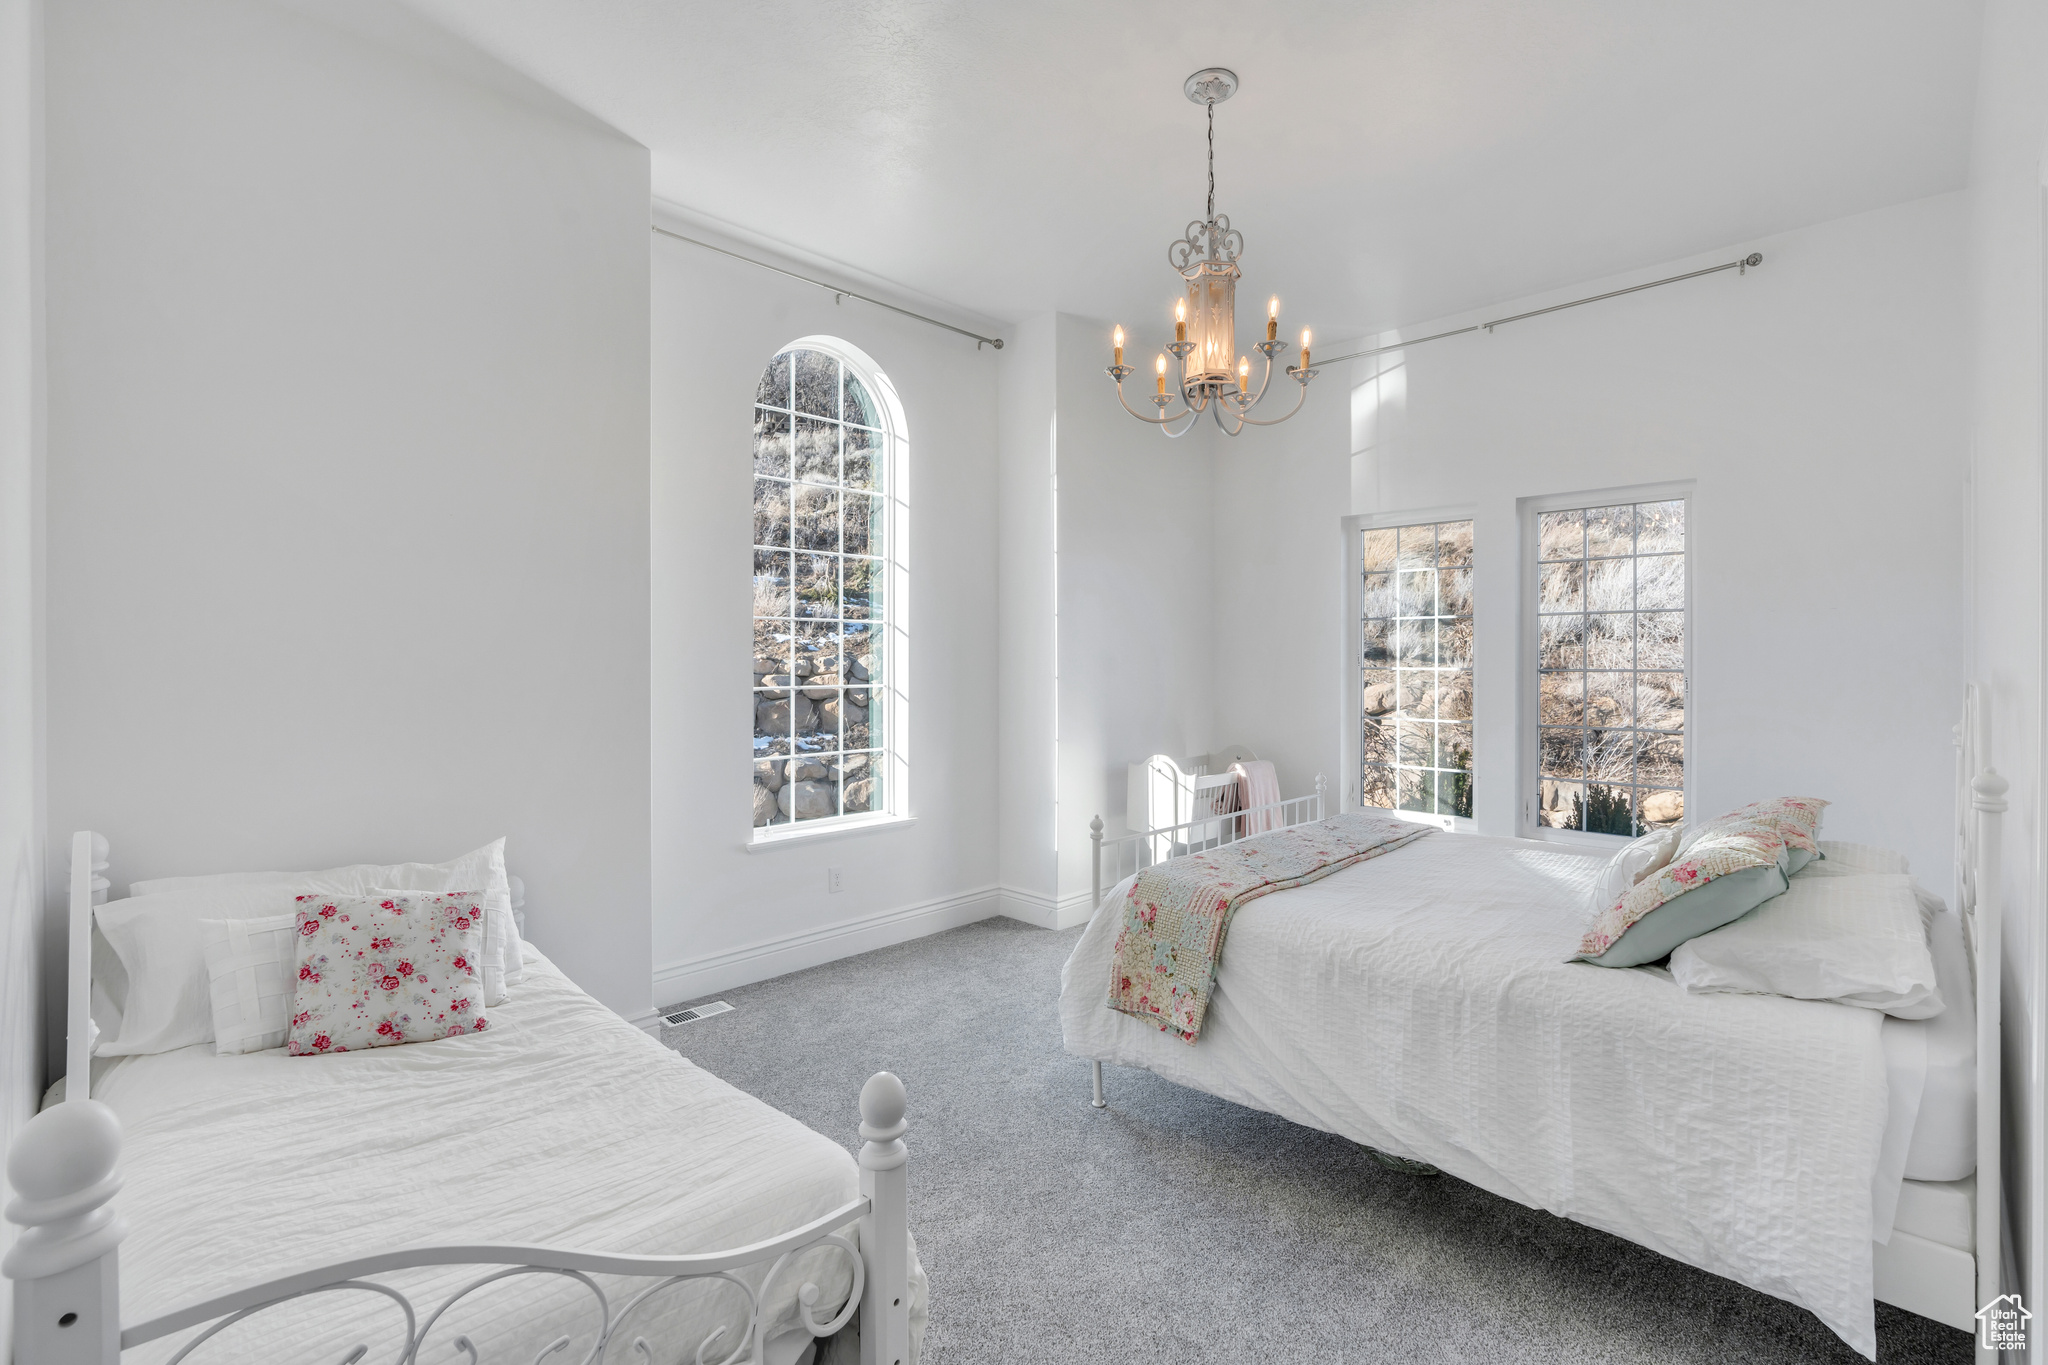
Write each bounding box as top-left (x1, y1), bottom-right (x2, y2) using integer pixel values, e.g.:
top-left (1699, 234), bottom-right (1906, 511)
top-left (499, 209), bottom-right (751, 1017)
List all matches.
top-left (1107, 68), bottom-right (1318, 438)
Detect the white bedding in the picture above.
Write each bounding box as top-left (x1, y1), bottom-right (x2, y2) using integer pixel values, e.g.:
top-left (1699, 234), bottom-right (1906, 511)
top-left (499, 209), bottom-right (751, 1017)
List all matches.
top-left (83, 951), bottom-right (925, 1365)
top-left (1061, 833), bottom-right (1896, 1359)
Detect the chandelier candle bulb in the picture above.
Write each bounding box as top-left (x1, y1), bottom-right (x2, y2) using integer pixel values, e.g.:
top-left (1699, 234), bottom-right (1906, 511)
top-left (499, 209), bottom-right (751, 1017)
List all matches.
top-left (1174, 299), bottom-right (1187, 343)
top-left (1113, 326), bottom-right (1124, 368)
top-left (1156, 354), bottom-right (1167, 395)
top-left (1268, 296), bottom-right (1279, 341)
top-left (1301, 328), bottom-right (1312, 371)
top-left (1238, 356), bottom-right (1249, 391)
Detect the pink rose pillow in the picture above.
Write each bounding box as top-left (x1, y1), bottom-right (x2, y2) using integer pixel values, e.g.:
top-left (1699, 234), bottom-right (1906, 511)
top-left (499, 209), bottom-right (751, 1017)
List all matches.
top-left (287, 891), bottom-right (489, 1055)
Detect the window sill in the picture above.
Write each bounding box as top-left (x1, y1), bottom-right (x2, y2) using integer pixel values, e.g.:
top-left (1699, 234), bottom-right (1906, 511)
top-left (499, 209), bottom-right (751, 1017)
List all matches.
top-left (746, 813), bottom-right (916, 852)
top-left (1522, 825), bottom-right (1632, 853)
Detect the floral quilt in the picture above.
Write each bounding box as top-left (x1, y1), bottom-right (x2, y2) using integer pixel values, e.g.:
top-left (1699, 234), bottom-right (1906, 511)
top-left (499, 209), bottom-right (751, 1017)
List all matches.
top-left (1107, 812), bottom-right (1435, 1043)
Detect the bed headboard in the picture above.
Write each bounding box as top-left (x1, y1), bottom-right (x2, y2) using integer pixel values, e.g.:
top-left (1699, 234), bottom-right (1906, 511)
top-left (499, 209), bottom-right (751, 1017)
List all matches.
top-left (63, 831), bottom-right (107, 1097)
top-left (1953, 682), bottom-right (2009, 1324)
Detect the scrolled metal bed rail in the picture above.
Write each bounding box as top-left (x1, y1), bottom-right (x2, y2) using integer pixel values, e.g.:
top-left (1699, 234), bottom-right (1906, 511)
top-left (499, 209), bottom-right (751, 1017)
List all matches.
top-left (5, 1026), bottom-right (913, 1365)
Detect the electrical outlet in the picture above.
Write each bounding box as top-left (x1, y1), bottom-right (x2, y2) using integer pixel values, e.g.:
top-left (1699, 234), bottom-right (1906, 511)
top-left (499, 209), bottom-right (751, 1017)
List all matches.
top-left (828, 867), bottom-right (843, 894)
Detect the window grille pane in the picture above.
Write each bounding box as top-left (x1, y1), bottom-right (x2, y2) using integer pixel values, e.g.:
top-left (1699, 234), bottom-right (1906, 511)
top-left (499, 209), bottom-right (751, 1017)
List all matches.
top-left (1531, 497), bottom-right (1686, 834)
top-left (754, 622), bottom-right (791, 677)
top-left (793, 351), bottom-right (838, 418)
top-left (844, 428), bottom-right (883, 492)
top-left (841, 557), bottom-right (880, 620)
top-left (794, 417), bottom-right (838, 485)
top-left (1359, 518), bottom-right (1474, 818)
top-left (756, 353), bottom-right (791, 409)
top-left (794, 554), bottom-right (838, 617)
top-left (752, 550), bottom-right (791, 618)
top-left (753, 408), bottom-right (791, 478)
top-left (1538, 510), bottom-right (1583, 560)
top-left (753, 478), bottom-right (791, 549)
top-left (1361, 528), bottom-right (1398, 572)
top-left (842, 491), bottom-right (880, 557)
top-left (792, 485), bottom-right (837, 552)
top-left (843, 371), bottom-right (879, 430)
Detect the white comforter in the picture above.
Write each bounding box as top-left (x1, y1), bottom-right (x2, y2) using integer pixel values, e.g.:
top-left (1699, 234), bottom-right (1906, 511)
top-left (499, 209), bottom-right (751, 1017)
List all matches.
top-left (85, 953), bottom-right (924, 1365)
top-left (1061, 833), bottom-right (1891, 1358)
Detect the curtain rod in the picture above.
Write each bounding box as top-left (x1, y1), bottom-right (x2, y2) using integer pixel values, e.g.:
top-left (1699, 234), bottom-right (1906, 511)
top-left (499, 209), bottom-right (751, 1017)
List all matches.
top-left (1312, 252), bottom-right (1763, 369)
top-left (651, 224), bottom-right (1005, 350)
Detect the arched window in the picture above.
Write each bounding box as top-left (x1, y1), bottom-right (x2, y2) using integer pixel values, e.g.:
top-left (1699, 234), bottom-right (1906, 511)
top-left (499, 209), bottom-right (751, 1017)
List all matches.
top-left (751, 342), bottom-right (900, 835)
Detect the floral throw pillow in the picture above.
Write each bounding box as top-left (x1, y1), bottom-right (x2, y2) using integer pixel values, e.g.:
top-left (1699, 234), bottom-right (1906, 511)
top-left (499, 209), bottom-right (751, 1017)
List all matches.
top-left (287, 891), bottom-right (489, 1055)
top-left (1574, 818), bottom-right (1789, 963)
top-left (1680, 796), bottom-right (1830, 876)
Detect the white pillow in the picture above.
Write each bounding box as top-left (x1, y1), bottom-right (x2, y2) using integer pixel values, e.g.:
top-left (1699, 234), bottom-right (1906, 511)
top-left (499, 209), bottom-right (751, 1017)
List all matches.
top-left (1668, 872), bottom-right (1942, 1018)
top-left (1585, 825), bottom-right (1685, 918)
top-left (1798, 840), bottom-right (1910, 876)
top-left (129, 839), bottom-right (523, 1004)
top-left (94, 885), bottom-right (306, 1055)
top-left (202, 915), bottom-right (296, 1055)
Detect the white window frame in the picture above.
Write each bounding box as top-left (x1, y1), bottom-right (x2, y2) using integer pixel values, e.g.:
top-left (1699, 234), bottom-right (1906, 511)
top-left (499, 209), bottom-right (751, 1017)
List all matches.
top-left (1341, 505), bottom-right (1480, 835)
top-left (1516, 480), bottom-right (1693, 847)
top-left (749, 335), bottom-right (912, 848)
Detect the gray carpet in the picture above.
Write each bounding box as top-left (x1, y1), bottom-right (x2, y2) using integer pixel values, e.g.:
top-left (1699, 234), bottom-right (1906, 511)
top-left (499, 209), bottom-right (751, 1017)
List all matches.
top-left (659, 917), bottom-right (1971, 1364)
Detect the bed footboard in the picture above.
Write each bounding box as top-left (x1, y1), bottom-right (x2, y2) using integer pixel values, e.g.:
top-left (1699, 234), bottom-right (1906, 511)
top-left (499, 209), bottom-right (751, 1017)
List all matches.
top-left (3, 1072), bottom-right (915, 1365)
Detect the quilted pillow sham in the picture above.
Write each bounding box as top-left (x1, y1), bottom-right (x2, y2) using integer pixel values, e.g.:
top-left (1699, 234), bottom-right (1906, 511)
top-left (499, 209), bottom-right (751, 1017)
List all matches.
top-left (1668, 873), bottom-right (1942, 1018)
top-left (1574, 817), bottom-right (1790, 967)
top-left (288, 891), bottom-right (489, 1055)
top-left (1679, 796), bottom-right (1828, 877)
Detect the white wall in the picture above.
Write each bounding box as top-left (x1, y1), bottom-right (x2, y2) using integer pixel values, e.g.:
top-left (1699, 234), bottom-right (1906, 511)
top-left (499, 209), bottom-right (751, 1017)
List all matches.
top-left (648, 207), bottom-right (1003, 1004)
top-left (0, 0), bottom-right (42, 1346)
top-left (1209, 334), bottom-right (1353, 809)
top-left (1050, 311), bottom-right (1222, 906)
top-left (41, 0), bottom-right (654, 1027)
top-left (996, 312), bottom-right (1060, 920)
top-left (1216, 194), bottom-right (1971, 888)
top-left (1963, 0), bottom-right (2048, 1324)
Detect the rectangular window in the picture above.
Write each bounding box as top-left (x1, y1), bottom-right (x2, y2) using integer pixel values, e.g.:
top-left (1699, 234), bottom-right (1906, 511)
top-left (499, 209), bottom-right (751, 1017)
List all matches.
top-left (1360, 519), bottom-right (1474, 819)
top-left (1533, 498), bottom-right (1686, 836)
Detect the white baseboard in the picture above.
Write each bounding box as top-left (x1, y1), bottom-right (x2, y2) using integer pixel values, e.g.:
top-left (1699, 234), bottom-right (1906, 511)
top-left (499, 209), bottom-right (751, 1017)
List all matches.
top-left (652, 884), bottom-right (1001, 1008)
top-left (997, 884), bottom-right (1097, 931)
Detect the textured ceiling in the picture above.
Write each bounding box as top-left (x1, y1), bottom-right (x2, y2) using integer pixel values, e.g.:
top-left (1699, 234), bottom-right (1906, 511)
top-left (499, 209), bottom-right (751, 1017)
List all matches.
top-left (395, 0), bottom-right (1982, 339)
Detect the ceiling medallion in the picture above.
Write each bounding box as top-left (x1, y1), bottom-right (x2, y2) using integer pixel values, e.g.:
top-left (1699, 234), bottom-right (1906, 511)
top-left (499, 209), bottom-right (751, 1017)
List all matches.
top-left (1107, 68), bottom-right (1317, 438)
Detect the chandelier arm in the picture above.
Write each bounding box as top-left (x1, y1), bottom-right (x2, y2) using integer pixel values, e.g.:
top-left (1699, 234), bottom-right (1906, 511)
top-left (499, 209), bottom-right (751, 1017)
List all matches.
top-left (1231, 378), bottom-right (1313, 427)
top-left (1158, 408), bottom-right (1202, 439)
top-left (1211, 400), bottom-right (1246, 437)
top-left (1111, 381), bottom-right (1197, 427)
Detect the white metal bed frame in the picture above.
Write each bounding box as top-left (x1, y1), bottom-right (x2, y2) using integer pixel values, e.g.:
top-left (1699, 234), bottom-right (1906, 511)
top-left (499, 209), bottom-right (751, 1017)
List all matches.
top-left (1084, 697), bottom-right (2008, 1355)
top-left (2, 832), bottom-right (915, 1365)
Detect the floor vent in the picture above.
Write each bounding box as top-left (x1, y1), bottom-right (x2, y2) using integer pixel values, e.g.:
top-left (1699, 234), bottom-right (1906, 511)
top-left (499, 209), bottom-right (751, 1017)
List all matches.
top-left (662, 1000), bottom-right (734, 1027)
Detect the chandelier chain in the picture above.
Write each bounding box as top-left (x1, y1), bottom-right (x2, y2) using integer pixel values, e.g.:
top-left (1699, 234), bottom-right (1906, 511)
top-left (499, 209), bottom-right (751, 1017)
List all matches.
top-left (1206, 100), bottom-right (1215, 224)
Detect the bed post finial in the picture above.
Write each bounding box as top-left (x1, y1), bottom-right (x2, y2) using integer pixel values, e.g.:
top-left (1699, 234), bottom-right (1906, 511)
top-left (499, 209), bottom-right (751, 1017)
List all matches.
top-left (857, 1072), bottom-right (910, 1365)
top-left (4, 1099), bottom-right (126, 1363)
top-left (1315, 772), bottom-right (1327, 820)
